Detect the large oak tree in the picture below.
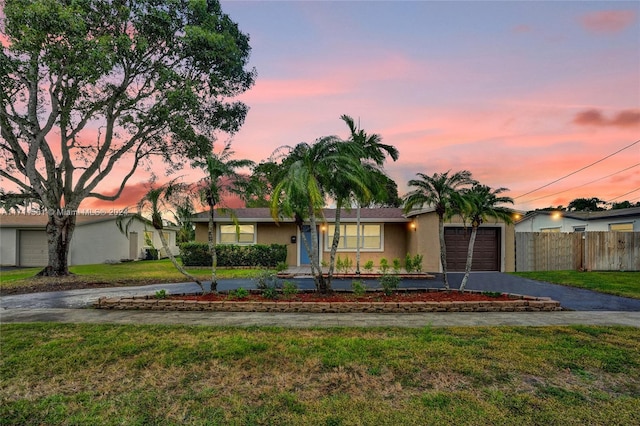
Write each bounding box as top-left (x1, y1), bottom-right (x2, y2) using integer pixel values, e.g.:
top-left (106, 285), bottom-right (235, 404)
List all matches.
top-left (0, 0), bottom-right (255, 275)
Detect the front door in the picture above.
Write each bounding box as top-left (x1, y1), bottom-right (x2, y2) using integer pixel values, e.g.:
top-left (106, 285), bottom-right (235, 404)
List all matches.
top-left (299, 225), bottom-right (313, 265)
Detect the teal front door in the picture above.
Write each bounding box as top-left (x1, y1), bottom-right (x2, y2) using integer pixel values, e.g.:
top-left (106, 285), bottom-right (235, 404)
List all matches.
top-left (299, 225), bottom-right (313, 265)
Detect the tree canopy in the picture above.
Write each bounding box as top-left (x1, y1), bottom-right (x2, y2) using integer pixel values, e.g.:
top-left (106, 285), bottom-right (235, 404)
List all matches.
top-left (0, 0), bottom-right (255, 275)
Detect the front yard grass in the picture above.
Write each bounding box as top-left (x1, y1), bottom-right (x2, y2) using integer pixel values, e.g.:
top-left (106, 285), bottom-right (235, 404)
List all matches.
top-left (0, 259), bottom-right (261, 294)
top-left (511, 271), bottom-right (640, 299)
top-left (1, 323), bottom-right (639, 425)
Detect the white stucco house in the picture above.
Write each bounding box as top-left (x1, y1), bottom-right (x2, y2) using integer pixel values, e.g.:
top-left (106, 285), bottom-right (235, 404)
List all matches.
top-left (515, 207), bottom-right (640, 233)
top-left (0, 213), bottom-right (179, 267)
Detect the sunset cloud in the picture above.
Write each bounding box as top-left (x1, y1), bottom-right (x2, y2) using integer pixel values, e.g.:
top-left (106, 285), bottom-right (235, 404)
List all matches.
top-left (579, 10), bottom-right (637, 34)
top-left (573, 109), bottom-right (640, 128)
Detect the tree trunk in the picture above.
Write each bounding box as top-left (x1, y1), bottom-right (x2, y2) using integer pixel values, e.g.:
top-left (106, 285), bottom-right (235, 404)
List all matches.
top-left (355, 203), bottom-right (361, 275)
top-left (307, 206), bottom-right (330, 293)
top-left (157, 227), bottom-right (205, 293)
top-left (459, 226), bottom-right (478, 291)
top-left (208, 203), bottom-right (218, 293)
top-left (327, 200), bottom-right (343, 286)
top-left (438, 216), bottom-right (450, 290)
top-left (38, 213), bottom-right (76, 276)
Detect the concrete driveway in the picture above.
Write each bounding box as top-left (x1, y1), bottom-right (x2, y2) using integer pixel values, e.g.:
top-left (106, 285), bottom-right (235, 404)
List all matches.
top-left (1, 272), bottom-right (639, 312)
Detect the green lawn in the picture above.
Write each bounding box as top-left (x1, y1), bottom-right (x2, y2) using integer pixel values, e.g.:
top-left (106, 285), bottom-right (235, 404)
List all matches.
top-left (0, 259), bottom-right (261, 292)
top-left (1, 323), bottom-right (639, 425)
top-left (511, 271), bottom-right (640, 299)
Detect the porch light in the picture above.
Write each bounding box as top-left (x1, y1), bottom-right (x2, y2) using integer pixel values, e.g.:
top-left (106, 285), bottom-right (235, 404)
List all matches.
top-left (551, 211), bottom-right (562, 220)
top-left (410, 221), bottom-right (417, 231)
top-left (321, 225), bottom-right (326, 232)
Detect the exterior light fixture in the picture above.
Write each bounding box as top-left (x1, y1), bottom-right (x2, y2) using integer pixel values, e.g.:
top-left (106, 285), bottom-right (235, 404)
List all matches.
top-left (410, 221), bottom-right (417, 231)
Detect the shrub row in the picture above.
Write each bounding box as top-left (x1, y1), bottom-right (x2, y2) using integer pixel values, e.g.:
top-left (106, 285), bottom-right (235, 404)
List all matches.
top-left (179, 242), bottom-right (287, 267)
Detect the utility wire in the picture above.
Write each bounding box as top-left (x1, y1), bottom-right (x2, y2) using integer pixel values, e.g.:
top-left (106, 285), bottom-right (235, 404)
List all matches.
top-left (520, 162), bottom-right (640, 204)
top-left (607, 187), bottom-right (640, 203)
top-left (514, 139), bottom-right (640, 199)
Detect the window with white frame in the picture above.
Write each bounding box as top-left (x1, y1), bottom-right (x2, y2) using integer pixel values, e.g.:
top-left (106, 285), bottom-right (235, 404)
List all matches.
top-left (326, 224), bottom-right (383, 251)
top-left (609, 223), bottom-right (633, 232)
top-left (219, 224), bottom-right (256, 244)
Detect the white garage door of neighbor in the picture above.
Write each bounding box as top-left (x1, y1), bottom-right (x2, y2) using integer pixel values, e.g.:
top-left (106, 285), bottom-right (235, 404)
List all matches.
top-left (19, 230), bottom-right (48, 267)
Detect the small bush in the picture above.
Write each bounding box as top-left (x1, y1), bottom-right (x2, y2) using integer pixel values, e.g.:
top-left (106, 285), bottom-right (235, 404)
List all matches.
top-left (405, 253), bottom-right (414, 273)
top-left (352, 280), bottom-right (366, 296)
top-left (392, 258), bottom-right (402, 274)
top-left (380, 274), bottom-right (400, 296)
top-left (336, 255), bottom-right (344, 273)
top-left (154, 289), bottom-right (167, 299)
top-left (379, 258), bottom-right (389, 274)
top-left (282, 281), bottom-right (298, 298)
top-left (363, 260), bottom-right (374, 273)
top-left (254, 270), bottom-right (281, 299)
top-left (412, 253), bottom-right (424, 272)
top-left (230, 287), bottom-right (249, 299)
top-left (276, 261), bottom-right (288, 272)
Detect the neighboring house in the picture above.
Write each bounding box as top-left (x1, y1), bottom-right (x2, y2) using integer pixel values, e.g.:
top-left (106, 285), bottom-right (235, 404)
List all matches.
top-left (192, 207), bottom-right (516, 272)
top-left (515, 207), bottom-right (640, 233)
top-left (0, 214), bottom-right (179, 267)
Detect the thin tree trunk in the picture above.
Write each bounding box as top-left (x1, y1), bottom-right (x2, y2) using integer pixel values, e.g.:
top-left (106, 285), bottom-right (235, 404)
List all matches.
top-left (157, 228), bottom-right (205, 293)
top-left (208, 202), bottom-right (218, 293)
top-left (38, 213), bottom-right (76, 276)
top-left (438, 216), bottom-right (450, 290)
top-left (459, 226), bottom-right (478, 291)
top-left (308, 206), bottom-right (329, 293)
top-left (327, 200), bottom-right (343, 285)
top-left (355, 203), bottom-right (361, 275)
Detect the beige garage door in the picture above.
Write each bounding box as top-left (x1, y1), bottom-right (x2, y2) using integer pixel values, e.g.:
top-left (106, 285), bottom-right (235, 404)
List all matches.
top-left (19, 230), bottom-right (48, 267)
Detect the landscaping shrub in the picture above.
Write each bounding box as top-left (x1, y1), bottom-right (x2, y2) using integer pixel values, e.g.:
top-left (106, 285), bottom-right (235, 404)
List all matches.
top-left (380, 274), bottom-right (400, 296)
top-left (352, 279), bottom-right (366, 296)
top-left (405, 253), bottom-right (414, 273)
top-left (363, 260), bottom-right (374, 273)
top-left (179, 243), bottom-right (287, 267)
top-left (282, 281), bottom-right (298, 298)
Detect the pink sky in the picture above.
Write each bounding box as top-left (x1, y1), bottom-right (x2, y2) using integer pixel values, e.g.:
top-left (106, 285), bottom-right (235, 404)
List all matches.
top-left (3, 2), bottom-right (639, 214)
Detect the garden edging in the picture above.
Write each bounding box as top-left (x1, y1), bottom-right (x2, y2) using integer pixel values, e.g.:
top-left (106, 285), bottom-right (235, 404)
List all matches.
top-left (94, 291), bottom-right (562, 313)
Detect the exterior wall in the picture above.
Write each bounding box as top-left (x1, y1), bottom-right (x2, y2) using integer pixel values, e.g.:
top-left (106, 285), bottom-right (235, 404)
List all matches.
top-left (70, 219), bottom-right (178, 265)
top-left (256, 223), bottom-right (297, 266)
top-left (71, 220), bottom-right (132, 265)
top-left (407, 213), bottom-right (441, 272)
top-left (0, 228), bottom-right (17, 266)
top-left (195, 222), bottom-right (215, 244)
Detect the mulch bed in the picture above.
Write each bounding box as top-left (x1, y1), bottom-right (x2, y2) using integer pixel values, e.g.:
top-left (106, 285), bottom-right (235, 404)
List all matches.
top-left (170, 290), bottom-right (514, 303)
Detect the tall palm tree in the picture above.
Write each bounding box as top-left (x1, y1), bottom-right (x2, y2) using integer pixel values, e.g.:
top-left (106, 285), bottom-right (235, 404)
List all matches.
top-left (117, 182), bottom-right (206, 292)
top-left (458, 184), bottom-right (514, 291)
top-left (195, 142), bottom-right (254, 292)
top-left (340, 115), bottom-right (399, 274)
top-left (403, 170), bottom-right (475, 289)
top-left (270, 137), bottom-right (369, 293)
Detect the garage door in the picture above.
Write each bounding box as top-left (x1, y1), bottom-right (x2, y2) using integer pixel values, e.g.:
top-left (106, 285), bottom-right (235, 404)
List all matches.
top-left (444, 227), bottom-right (500, 272)
top-left (19, 230), bottom-right (48, 267)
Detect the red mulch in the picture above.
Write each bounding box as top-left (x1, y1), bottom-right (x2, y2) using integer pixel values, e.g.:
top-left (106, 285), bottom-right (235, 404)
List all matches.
top-left (169, 291), bottom-right (514, 303)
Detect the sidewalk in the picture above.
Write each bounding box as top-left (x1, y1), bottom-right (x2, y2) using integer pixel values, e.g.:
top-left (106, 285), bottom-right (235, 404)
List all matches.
top-left (2, 308), bottom-right (639, 327)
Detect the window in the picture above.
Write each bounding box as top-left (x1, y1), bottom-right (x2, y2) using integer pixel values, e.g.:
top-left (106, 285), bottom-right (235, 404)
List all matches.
top-left (609, 223), bottom-right (633, 232)
top-left (540, 228), bottom-right (561, 233)
top-left (573, 226), bottom-right (586, 232)
top-left (219, 224), bottom-right (256, 244)
top-left (326, 224), bottom-right (382, 251)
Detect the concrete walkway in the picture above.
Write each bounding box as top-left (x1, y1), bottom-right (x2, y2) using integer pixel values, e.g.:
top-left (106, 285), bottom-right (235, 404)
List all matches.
top-left (2, 308), bottom-right (639, 327)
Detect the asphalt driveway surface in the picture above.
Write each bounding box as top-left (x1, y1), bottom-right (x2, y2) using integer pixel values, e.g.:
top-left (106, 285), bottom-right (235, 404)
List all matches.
top-left (1, 272), bottom-right (639, 312)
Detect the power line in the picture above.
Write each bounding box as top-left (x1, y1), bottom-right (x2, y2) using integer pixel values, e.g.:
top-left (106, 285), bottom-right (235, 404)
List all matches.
top-left (513, 139), bottom-right (640, 199)
top-left (519, 162), bottom-right (640, 204)
top-left (607, 187), bottom-right (640, 203)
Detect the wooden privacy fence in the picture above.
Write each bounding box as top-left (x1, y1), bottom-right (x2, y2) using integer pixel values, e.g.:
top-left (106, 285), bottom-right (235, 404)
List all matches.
top-left (516, 232), bottom-right (640, 272)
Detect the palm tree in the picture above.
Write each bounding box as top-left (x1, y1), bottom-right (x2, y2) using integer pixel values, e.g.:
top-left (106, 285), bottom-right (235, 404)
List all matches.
top-left (117, 182), bottom-right (206, 292)
top-left (270, 137), bottom-right (369, 293)
top-left (403, 170), bottom-right (475, 289)
top-left (174, 199), bottom-right (195, 244)
top-left (195, 142), bottom-right (254, 292)
top-left (458, 184), bottom-right (514, 291)
top-left (340, 115), bottom-right (399, 274)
